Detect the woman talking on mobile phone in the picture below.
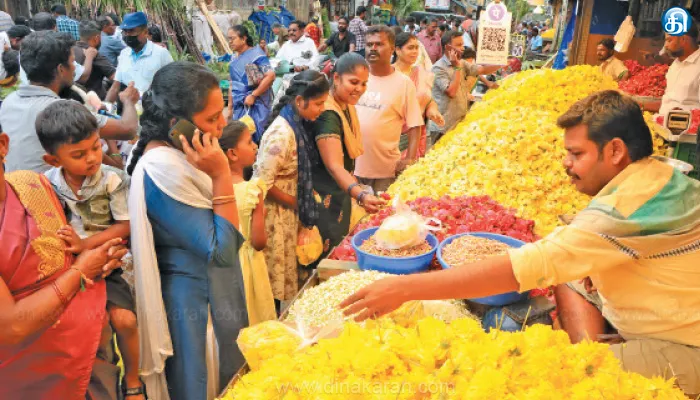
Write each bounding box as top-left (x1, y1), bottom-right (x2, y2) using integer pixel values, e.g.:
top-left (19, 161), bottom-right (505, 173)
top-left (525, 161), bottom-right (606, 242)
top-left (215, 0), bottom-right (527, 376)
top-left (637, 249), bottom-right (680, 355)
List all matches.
top-left (127, 62), bottom-right (248, 400)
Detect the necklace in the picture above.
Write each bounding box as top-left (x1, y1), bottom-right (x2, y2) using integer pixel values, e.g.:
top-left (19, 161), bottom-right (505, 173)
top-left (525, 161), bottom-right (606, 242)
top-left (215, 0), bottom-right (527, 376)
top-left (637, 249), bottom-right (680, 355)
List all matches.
top-left (63, 172), bottom-right (86, 197)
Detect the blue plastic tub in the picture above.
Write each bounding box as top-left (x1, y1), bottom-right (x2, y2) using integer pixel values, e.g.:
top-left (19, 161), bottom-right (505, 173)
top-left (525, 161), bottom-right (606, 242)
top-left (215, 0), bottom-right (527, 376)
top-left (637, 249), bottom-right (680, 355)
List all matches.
top-left (351, 227), bottom-right (438, 274)
top-left (437, 232), bottom-right (530, 306)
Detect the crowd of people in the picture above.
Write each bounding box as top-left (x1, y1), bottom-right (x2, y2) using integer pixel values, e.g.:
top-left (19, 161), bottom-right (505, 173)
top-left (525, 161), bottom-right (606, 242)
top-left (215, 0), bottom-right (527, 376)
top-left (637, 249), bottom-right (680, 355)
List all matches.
top-left (1, 4), bottom-right (699, 400)
top-left (0, 5), bottom-right (496, 400)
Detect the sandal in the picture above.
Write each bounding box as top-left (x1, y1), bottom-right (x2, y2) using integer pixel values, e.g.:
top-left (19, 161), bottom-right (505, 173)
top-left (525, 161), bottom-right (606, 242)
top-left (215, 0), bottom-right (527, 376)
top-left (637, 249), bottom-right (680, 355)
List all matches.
top-left (122, 378), bottom-right (148, 399)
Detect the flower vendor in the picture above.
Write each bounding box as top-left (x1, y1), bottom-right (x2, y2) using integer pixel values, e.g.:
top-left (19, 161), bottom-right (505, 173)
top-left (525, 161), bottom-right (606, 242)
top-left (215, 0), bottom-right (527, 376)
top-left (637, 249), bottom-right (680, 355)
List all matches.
top-left (641, 17), bottom-right (700, 116)
top-left (596, 38), bottom-right (629, 82)
top-left (341, 90), bottom-right (700, 397)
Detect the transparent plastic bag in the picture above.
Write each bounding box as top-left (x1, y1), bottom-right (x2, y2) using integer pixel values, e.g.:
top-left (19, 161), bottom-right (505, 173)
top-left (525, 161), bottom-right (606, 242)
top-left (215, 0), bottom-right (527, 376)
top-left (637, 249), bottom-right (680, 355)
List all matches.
top-left (387, 300), bottom-right (426, 327)
top-left (296, 225), bottom-right (323, 266)
top-left (374, 196), bottom-right (440, 250)
top-left (236, 321), bottom-right (303, 371)
top-left (421, 300), bottom-right (474, 323)
top-left (238, 107), bottom-right (256, 134)
top-left (237, 318), bottom-right (345, 370)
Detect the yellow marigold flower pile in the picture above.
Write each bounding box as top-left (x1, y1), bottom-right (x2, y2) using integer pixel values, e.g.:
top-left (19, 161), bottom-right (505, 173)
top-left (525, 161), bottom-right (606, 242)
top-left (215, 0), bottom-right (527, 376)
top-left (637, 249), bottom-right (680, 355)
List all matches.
top-left (220, 318), bottom-right (686, 399)
top-left (645, 111), bottom-right (673, 155)
top-left (388, 66), bottom-right (667, 235)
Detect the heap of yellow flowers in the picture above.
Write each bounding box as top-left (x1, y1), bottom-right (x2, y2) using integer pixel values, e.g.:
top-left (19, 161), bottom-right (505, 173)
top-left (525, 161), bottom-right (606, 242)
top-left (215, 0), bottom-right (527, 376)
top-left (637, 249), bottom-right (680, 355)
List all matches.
top-left (221, 318), bottom-right (686, 399)
top-left (388, 66), bottom-right (667, 235)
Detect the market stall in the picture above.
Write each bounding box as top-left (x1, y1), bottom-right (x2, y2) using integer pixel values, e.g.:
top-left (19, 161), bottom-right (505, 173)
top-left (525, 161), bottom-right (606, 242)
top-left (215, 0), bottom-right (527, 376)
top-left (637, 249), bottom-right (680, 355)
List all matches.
top-left (215, 63), bottom-right (692, 399)
top-left (618, 59), bottom-right (698, 179)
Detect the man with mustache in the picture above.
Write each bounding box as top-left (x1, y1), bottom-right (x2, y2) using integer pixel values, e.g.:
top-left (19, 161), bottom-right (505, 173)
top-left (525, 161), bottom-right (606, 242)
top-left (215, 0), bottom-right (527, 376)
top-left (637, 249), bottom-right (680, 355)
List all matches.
top-left (276, 20), bottom-right (319, 72)
top-left (318, 16), bottom-right (356, 59)
top-left (353, 25), bottom-right (423, 193)
top-left (417, 19), bottom-right (442, 64)
top-left (342, 90), bottom-right (700, 397)
top-left (641, 17), bottom-right (700, 117)
top-left (596, 38), bottom-right (628, 82)
top-left (349, 6), bottom-right (368, 57)
top-left (0, 31), bottom-right (139, 173)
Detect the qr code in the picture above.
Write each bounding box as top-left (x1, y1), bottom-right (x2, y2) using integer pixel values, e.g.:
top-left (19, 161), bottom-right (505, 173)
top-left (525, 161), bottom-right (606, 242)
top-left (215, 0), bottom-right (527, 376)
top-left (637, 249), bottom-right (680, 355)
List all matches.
top-left (482, 27), bottom-right (507, 52)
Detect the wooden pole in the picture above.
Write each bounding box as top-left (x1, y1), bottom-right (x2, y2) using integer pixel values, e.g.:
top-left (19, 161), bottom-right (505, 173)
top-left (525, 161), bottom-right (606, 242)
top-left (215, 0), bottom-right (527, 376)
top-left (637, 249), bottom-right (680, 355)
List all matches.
top-left (196, 0), bottom-right (232, 54)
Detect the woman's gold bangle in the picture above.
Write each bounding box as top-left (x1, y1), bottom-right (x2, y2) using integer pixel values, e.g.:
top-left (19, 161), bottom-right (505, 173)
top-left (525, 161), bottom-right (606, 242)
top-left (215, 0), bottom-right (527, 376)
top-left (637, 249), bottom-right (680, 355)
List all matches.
top-left (212, 195), bottom-right (237, 205)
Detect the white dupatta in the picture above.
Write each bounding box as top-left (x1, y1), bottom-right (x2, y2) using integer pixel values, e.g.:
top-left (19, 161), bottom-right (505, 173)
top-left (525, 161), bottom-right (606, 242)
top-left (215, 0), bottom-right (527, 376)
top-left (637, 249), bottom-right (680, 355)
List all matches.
top-left (129, 146), bottom-right (220, 400)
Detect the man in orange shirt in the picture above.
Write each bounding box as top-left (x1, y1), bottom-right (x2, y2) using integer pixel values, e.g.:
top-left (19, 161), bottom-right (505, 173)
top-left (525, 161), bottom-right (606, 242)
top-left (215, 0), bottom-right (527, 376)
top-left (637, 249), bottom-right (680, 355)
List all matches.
top-left (354, 26), bottom-right (424, 193)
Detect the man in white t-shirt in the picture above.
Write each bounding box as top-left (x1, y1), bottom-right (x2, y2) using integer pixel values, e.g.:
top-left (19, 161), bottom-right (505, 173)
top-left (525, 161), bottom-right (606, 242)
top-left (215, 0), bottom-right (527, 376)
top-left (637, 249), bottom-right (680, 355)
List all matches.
top-left (403, 16), bottom-right (420, 35)
top-left (275, 20), bottom-right (319, 72)
top-left (354, 26), bottom-right (424, 193)
top-left (18, 13), bottom-right (87, 84)
top-left (642, 18), bottom-right (700, 117)
top-left (0, 25), bottom-right (31, 80)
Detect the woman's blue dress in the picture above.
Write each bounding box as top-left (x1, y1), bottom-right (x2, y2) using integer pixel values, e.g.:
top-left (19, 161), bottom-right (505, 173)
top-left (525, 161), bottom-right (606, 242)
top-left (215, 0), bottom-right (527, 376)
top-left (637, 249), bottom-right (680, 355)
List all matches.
top-left (144, 173), bottom-right (248, 400)
top-left (229, 46), bottom-right (273, 143)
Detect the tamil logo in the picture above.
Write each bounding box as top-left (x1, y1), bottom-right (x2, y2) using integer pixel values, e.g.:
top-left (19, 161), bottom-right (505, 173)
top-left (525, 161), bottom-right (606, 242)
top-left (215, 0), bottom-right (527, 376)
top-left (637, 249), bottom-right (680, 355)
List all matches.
top-left (662, 7), bottom-right (691, 36)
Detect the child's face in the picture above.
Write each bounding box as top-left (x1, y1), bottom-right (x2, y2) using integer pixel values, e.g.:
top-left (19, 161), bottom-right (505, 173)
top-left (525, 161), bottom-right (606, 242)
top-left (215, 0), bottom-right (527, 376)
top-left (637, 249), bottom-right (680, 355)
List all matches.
top-left (45, 132), bottom-right (103, 177)
top-left (229, 129), bottom-right (258, 168)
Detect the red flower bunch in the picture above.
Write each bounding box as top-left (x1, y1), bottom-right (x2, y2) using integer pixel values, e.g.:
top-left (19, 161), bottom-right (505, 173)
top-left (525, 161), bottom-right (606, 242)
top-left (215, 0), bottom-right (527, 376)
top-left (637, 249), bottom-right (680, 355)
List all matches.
top-left (329, 195), bottom-right (539, 261)
top-left (687, 109), bottom-right (700, 134)
top-left (619, 61), bottom-right (669, 98)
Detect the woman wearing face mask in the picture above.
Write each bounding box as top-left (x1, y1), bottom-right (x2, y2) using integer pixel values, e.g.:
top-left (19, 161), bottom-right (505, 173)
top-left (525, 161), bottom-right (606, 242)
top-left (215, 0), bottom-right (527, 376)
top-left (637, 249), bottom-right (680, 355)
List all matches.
top-left (252, 70), bottom-right (329, 307)
top-left (393, 32), bottom-right (444, 158)
top-left (127, 62), bottom-right (247, 400)
top-left (309, 53), bottom-right (385, 259)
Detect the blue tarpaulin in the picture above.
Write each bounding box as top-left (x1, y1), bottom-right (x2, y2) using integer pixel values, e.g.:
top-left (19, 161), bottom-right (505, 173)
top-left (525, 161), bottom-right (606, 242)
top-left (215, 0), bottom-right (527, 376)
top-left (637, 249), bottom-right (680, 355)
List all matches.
top-left (248, 7), bottom-right (296, 44)
top-left (553, 5), bottom-right (577, 70)
top-left (589, 0), bottom-right (627, 36)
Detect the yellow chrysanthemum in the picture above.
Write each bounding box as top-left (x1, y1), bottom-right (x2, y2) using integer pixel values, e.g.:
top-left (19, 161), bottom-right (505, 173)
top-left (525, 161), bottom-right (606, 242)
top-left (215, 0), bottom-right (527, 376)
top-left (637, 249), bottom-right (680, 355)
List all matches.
top-left (219, 319), bottom-right (686, 400)
top-left (388, 66), bottom-right (668, 235)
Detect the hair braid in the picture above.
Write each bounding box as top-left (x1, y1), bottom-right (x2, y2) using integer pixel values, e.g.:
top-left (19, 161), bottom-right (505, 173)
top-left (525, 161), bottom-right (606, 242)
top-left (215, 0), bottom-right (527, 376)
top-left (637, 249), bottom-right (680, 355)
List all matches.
top-left (125, 61), bottom-right (220, 175)
top-left (126, 91), bottom-right (173, 175)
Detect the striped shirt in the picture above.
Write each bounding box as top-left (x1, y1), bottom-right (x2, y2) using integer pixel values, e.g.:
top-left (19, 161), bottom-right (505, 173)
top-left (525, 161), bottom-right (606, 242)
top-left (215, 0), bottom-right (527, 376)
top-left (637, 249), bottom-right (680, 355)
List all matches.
top-left (0, 11), bottom-right (13, 32)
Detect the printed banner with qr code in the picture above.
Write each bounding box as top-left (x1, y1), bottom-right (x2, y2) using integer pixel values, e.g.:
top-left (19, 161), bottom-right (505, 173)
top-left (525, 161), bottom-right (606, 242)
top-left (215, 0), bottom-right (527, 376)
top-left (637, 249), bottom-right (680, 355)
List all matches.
top-left (477, 2), bottom-right (512, 66)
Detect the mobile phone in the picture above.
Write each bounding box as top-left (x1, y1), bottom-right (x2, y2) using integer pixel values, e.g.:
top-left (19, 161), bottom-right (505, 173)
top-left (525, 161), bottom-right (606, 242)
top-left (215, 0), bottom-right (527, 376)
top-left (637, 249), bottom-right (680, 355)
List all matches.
top-left (169, 119), bottom-right (198, 150)
top-left (446, 44), bottom-right (462, 56)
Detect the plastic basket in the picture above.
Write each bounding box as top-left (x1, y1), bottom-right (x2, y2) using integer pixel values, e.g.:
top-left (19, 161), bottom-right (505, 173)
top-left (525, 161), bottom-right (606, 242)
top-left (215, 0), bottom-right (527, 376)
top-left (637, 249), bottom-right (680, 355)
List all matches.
top-left (351, 227), bottom-right (438, 274)
top-left (437, 232), bottom-right (530, 306)
top-left (673, 142), bottom-right (698, 180)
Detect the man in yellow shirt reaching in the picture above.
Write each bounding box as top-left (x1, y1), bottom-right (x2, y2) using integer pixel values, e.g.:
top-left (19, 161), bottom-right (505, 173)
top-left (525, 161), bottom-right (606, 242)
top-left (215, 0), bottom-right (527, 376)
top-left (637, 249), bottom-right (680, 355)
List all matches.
top-left (341, 90), bottom-right (700, 397)
top-left (597, 39), bottom-right (629, 81)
